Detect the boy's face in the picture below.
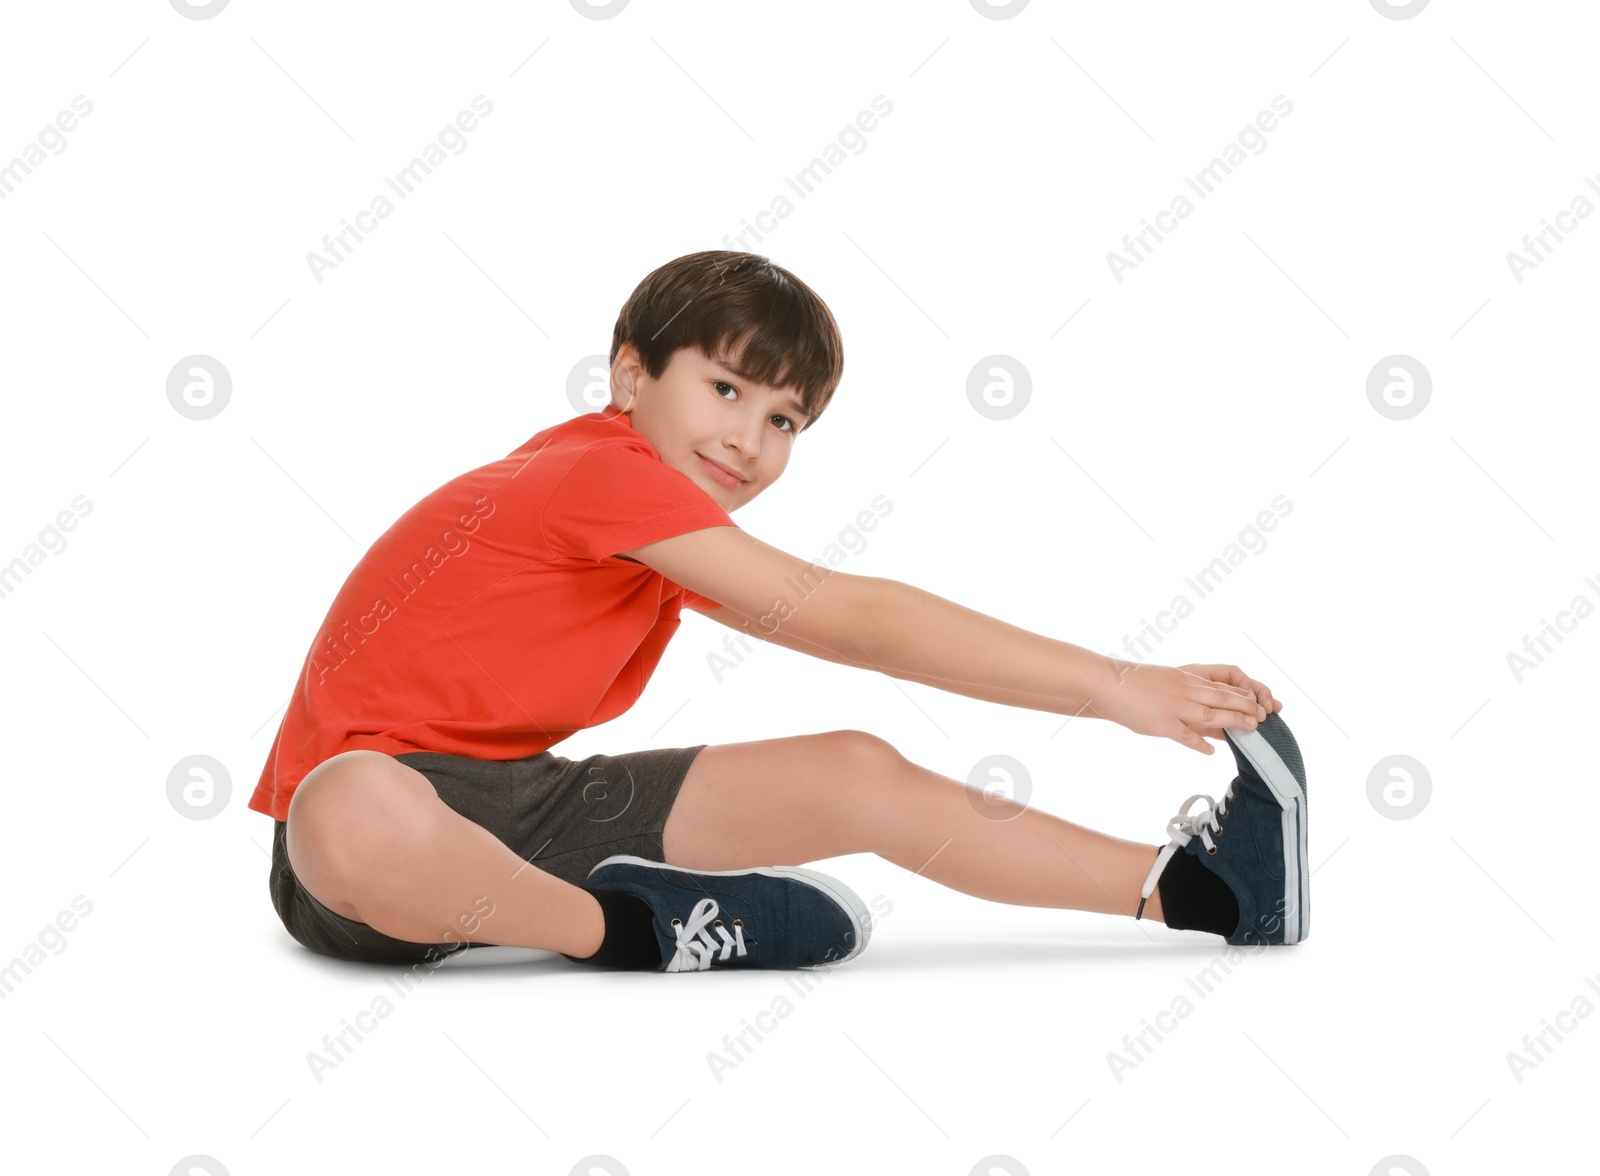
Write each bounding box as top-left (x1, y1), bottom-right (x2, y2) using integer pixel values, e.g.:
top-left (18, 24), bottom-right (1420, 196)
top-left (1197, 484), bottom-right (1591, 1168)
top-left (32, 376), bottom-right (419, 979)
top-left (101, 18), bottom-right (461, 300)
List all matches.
top-left (610, 342), bottom-right (809, 511)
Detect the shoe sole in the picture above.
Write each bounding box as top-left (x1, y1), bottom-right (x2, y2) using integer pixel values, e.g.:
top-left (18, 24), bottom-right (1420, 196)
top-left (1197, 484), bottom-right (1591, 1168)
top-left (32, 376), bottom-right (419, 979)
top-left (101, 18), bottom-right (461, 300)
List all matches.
top-left (1223, 725), bottom-right (1308, 945)
top-left (588, 854), bottom-right (873, 968)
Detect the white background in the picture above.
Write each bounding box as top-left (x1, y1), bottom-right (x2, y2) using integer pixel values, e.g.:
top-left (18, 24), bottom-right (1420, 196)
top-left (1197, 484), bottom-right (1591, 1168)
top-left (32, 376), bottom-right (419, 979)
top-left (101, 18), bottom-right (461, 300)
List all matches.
top-left (1, 1), bottom-right (1592, 1173)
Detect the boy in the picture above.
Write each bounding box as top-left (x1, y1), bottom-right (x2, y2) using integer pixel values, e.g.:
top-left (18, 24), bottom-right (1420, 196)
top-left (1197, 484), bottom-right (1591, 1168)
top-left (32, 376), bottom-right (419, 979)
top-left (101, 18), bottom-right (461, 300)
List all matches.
top-left (252, 250), bottom-right (1307, 974)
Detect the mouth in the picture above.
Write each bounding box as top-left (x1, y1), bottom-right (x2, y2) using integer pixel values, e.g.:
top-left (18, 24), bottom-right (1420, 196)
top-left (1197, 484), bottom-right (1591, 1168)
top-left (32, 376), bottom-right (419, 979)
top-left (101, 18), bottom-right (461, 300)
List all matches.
top-left (698, 454), bottom-right (746, 489)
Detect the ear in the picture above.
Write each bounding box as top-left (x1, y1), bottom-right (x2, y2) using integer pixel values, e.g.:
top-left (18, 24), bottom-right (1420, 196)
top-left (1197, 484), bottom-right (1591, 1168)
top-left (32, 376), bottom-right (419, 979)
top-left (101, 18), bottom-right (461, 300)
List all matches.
top-left (610, 344), bottom-right (641, 412)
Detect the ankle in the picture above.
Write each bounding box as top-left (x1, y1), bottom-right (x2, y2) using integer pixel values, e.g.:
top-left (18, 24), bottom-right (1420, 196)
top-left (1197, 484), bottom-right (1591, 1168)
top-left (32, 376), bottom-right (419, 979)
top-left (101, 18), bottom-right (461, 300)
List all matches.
top-left (562, 887), bottom-right (663, 969)
top-left (1154, 847), bottom-right (1239, 937)
top-left (1138, 854), bottom-right (1167, 925)
top-left (566, 890), bottom-right (606, 958)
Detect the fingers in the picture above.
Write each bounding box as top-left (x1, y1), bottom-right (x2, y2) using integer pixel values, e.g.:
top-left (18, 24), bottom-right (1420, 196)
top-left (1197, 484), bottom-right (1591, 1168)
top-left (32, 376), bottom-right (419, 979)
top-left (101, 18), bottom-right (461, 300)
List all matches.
top-left (1191, 702), bottom-right (1259, 741)
top-left (1205, 682), bottom-right (1262, 721)
top-left (1185, 663), bottom-right (1283, 714)
top-left (1234, 670), bottom-right (1282, 714)
top-left (1231, 668), bottom-right (1279, 714)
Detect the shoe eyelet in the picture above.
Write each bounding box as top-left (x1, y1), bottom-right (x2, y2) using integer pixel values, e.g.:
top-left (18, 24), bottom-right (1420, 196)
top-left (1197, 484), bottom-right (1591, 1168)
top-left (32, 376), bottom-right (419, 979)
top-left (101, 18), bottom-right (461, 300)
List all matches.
top-left (670, 918), bottom-right (681, 928)
top-left (1206, 844), bottom-right (1218, 855)
top-left (1215, 825), bottom-right (1225, 837)
top-left (733, 918), bottom-right (742, 927)
top-left (713, 919), bottom-right (723, 928)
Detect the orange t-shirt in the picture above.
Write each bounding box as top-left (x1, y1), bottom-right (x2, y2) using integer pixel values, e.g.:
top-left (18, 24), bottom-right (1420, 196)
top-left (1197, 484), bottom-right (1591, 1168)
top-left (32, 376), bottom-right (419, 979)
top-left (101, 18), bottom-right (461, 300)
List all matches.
top-left (248, 406), bottom-right (738, 823)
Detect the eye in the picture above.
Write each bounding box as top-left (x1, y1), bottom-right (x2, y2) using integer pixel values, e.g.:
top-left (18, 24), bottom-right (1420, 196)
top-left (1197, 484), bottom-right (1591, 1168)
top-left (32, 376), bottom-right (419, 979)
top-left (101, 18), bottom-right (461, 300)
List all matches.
top-left (713, 381), bottom-right (795, 433)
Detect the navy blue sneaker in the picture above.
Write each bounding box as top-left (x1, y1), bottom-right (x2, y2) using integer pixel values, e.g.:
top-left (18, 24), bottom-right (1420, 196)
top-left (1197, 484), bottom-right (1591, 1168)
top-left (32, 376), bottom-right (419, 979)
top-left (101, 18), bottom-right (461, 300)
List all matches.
top-left (581, 855), bottom-right (872, 972)
top-left (1137, 711), bottom-right (1309, 945)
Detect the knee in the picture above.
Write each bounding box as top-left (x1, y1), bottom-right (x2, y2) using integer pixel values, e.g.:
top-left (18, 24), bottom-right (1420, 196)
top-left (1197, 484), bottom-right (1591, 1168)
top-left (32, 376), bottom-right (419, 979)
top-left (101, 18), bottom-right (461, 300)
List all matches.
top-left (826, 730), bottom-right (907, 777)
top-left (287, 751), bottom-right (431, 880)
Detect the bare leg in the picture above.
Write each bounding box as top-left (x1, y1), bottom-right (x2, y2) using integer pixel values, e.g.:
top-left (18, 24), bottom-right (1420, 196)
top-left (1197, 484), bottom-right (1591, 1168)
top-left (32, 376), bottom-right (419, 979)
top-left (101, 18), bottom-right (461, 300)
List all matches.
top-left (879, 780), bottom-right (1168, 923)
top-left (286, 751), bottom-right (607, 957)
top-left (662, 731), bottom-right (1168, 925)
top-left (290, 731), bottom-right (1172, 965)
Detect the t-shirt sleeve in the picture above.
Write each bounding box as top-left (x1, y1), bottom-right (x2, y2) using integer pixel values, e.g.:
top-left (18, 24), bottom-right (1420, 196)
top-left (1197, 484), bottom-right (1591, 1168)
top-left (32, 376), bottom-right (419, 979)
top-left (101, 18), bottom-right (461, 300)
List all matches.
top-left (540, 440), bottom-right (740, 563)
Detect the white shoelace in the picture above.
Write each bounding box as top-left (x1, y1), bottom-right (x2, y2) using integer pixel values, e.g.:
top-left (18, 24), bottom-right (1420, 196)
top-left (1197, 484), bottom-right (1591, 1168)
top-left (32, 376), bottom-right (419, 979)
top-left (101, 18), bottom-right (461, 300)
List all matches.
top-left (1135, 789), bottom-right (1232, 920)
top-left (665, 896), bottom-right (749, 972)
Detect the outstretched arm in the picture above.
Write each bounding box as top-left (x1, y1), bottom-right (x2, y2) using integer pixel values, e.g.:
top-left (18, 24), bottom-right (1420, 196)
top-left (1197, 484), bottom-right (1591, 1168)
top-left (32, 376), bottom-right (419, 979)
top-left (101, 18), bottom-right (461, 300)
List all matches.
top-left (694, 602), bottom-right (1106, 720)
top-left (619, 525), bottom-right (1270, 755)
top-left (851, 580), bottom-right (1277, 755)
top-left (697, 580), bottom-right (1273, 757)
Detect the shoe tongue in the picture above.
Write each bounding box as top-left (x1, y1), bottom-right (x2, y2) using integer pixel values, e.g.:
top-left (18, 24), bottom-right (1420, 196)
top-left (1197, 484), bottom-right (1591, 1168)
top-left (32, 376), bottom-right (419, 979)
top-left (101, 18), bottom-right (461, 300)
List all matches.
top-left (1232, 769), bottom-right (1271, 802)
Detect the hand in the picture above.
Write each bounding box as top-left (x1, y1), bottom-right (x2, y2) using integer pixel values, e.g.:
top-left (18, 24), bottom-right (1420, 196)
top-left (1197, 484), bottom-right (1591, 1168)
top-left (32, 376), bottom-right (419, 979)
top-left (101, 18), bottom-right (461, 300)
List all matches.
top-left (1178, 663), bottom-right (1281, 726)
top-left (1087, 658), bottom-right (1277, 756)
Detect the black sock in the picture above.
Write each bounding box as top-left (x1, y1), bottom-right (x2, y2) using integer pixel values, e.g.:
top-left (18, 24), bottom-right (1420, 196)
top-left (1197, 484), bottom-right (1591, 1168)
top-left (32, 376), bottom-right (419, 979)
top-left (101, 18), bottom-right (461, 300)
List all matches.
top-left (1155, 849), bottom-right (1239, 938)
top-left (561, 888), bottom-right (663, 969)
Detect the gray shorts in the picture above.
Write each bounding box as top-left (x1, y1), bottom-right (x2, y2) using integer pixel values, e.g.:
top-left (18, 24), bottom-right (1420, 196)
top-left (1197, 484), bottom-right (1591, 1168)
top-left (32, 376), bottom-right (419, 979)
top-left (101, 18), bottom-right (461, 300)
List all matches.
top-left (269, 743), bottom-right (709, 965)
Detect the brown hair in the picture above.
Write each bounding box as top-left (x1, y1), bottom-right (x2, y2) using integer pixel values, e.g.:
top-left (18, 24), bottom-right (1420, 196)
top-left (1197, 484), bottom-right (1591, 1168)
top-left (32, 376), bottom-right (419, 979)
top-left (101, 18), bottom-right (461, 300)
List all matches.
top-left (609, 250), bottom-right (843, 433)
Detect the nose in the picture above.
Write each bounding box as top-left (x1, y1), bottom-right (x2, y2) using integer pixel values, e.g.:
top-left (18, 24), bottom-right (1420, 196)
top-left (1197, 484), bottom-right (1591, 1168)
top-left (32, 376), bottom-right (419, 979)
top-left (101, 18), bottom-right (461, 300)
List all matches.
top-left (725, 414), bottom-right (762, 462)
